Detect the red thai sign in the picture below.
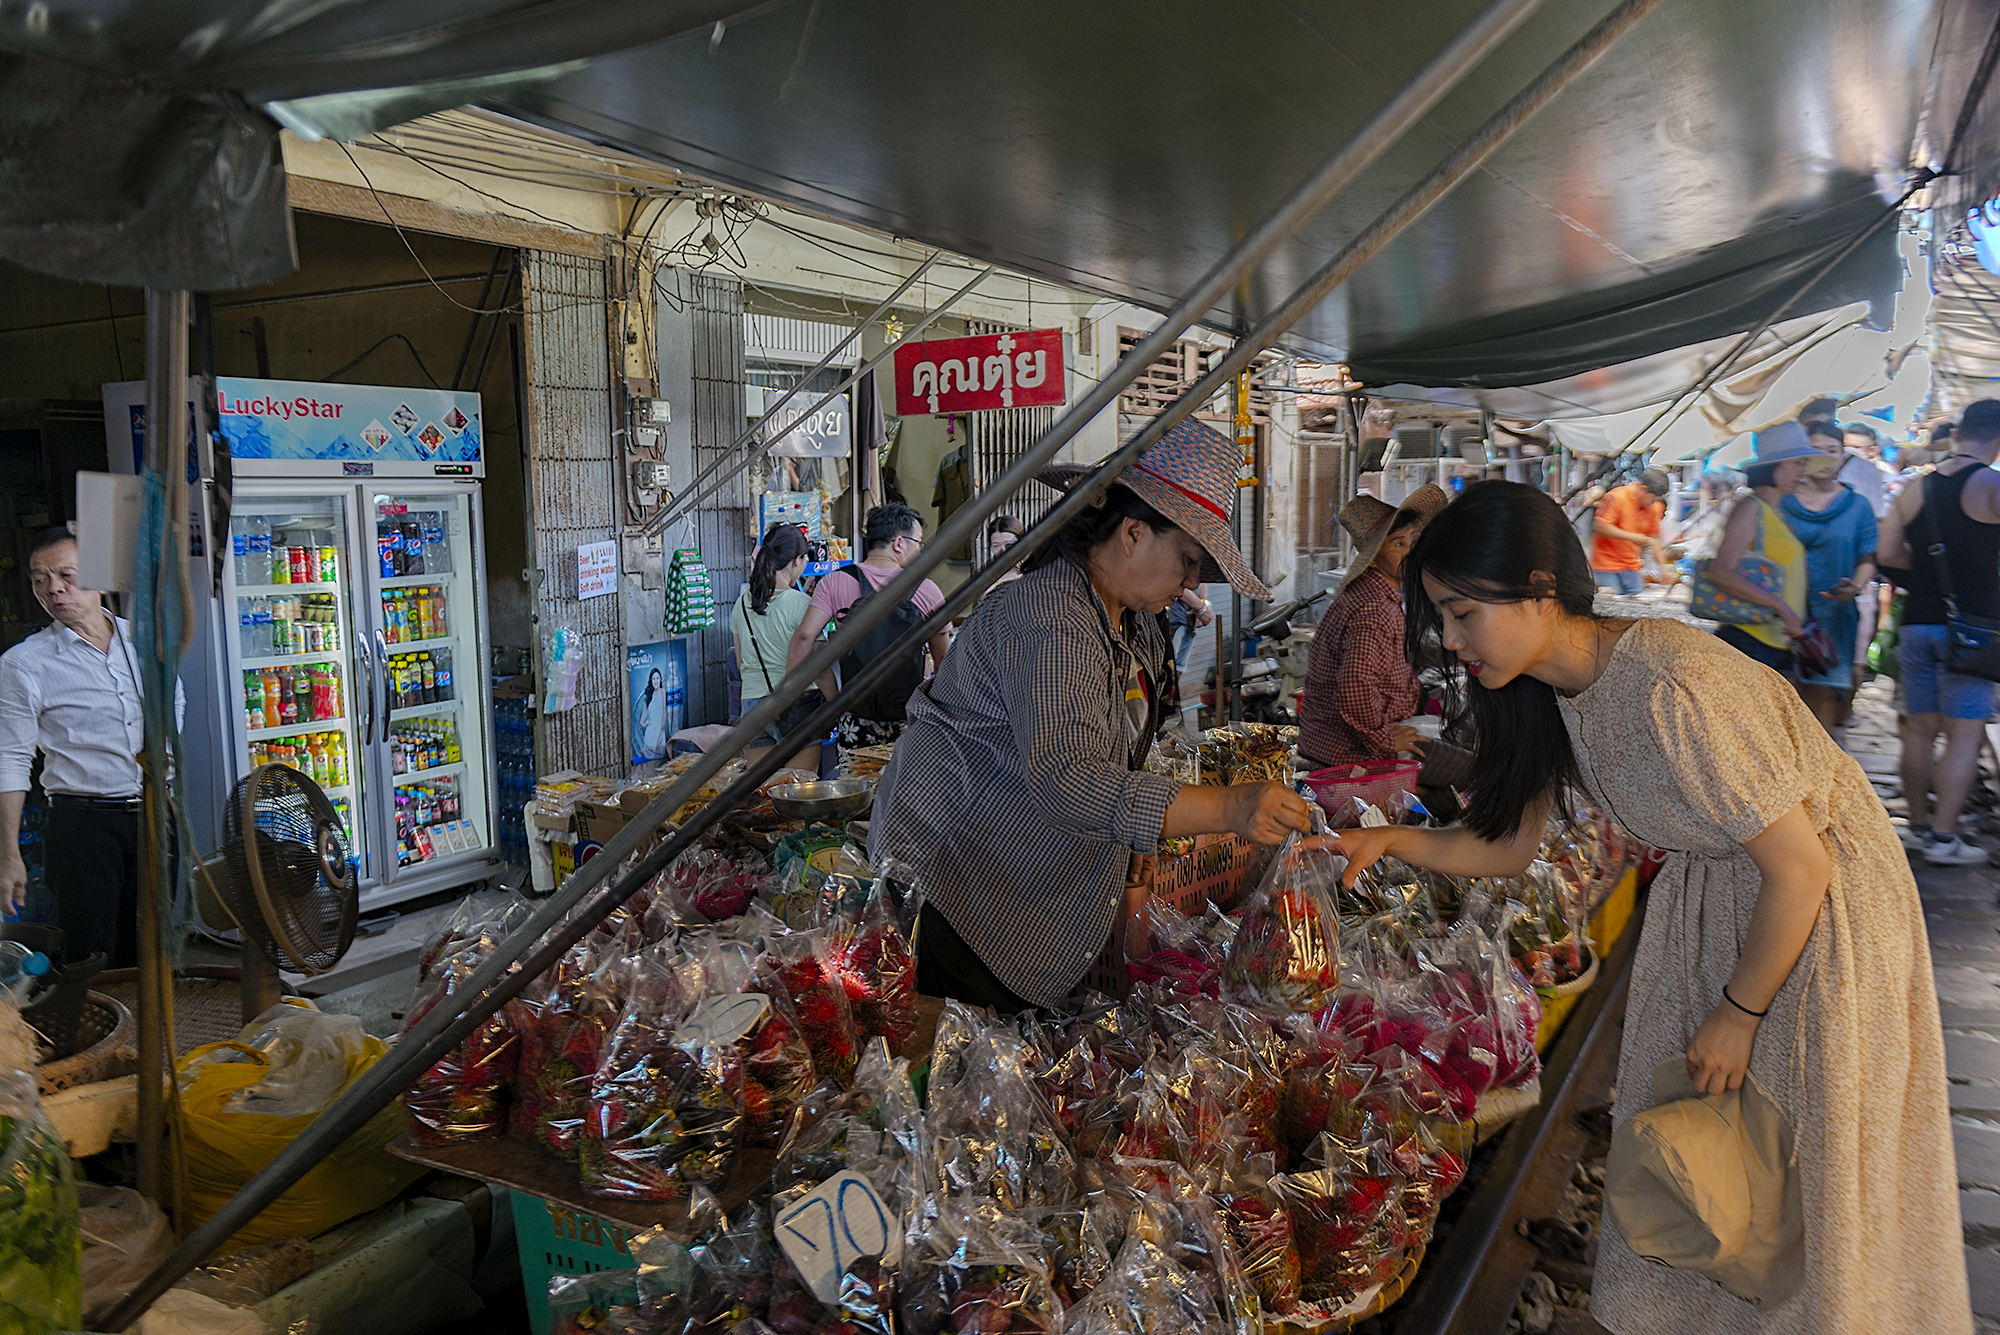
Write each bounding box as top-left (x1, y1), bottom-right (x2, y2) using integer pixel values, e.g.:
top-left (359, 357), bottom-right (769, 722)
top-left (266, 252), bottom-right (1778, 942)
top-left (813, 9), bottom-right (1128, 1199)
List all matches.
top-left (892, 328), bottom-right (1065, 415)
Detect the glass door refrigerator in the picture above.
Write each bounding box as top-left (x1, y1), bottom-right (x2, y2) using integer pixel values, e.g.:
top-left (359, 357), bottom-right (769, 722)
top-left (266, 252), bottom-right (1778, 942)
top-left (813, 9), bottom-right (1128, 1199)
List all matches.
top-left (363, 486), bottom-right (495, 899)
top-left (220, 490), bottom-right (369, 881)
top-left (177, 375), bottom-right (498, 911)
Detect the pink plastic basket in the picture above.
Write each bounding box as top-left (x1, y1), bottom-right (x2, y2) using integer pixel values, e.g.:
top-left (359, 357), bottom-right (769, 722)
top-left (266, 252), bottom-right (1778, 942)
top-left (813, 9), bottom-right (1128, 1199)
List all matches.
top-left (1304, 761), bottom-right (1420, 819)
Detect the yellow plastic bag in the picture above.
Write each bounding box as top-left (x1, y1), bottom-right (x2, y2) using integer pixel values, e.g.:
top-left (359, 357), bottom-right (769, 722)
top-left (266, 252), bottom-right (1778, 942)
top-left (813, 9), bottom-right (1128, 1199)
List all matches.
top-left (178, 1023), bottom-right (424, 1250)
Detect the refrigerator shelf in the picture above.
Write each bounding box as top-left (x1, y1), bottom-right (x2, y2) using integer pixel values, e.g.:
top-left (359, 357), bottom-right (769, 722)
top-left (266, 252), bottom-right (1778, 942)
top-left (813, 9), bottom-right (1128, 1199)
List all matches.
top-left (246, 717), bottom-right (347, 741)
top-left (236, 581), bottom-right (340, 595)
top-left (379, 573), bottom-right (455, 589)
top-left (394, 761), bottom-right (466, 782)
top-left (379, 635), bottom-right (453, 653)
top-left (390, 701), bottom-right (461, 722)
top-left (242, 650), bottom-right (345, 671)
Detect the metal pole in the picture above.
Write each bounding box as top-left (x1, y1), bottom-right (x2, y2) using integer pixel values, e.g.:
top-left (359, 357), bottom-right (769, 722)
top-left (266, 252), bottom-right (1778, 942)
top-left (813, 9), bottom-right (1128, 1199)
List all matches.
top-left (648, 254), bottom-right (949, 533)
top-left (108, 4), bottom-right (1559, 1314)
top-left (137, 290), bottom-right (187, 1209)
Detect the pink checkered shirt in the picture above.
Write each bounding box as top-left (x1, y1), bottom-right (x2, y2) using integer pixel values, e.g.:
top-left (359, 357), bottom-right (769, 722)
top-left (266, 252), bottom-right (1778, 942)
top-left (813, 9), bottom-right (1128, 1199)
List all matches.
top-left (1298, 568), bottom-right (1420, 767)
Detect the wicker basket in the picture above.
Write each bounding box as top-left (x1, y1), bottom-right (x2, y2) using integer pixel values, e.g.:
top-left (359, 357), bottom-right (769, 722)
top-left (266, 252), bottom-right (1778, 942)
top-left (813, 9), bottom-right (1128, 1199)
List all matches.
top-left (93, 966), bottom-right (295, 1058)
top-left (1279, 1239), bottom-right (1428, 1333)
top-left (36, 991), bottom-right (134, 1095)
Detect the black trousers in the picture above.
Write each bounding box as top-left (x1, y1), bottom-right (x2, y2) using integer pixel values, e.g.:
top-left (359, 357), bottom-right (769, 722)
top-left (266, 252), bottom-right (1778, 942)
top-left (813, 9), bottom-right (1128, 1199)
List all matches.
top-left (914, 901), bottom-right (1036, 1015)
top-left (46, 801), bottom-right (140, 969)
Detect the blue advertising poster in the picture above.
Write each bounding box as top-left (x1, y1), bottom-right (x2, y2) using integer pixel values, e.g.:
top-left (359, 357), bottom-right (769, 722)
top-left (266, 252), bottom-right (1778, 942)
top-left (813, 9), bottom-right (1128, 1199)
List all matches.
top-left (629, 640), bottom-right (687, 764)
top-left (214, 377), bottom-right (484, 478)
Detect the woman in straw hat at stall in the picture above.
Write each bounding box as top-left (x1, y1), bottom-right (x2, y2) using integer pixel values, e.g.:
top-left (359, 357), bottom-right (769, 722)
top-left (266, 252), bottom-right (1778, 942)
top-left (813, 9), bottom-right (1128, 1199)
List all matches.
top-left (869, 419), bottom-right (1315, 1013)
top-left (1298, 484), bottom-right (1450, 770)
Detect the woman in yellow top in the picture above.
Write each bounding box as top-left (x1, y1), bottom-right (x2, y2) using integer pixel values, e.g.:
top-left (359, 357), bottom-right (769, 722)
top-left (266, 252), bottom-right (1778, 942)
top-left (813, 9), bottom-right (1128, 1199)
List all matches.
top-left (1706, 422), bottom-right (1834, 673)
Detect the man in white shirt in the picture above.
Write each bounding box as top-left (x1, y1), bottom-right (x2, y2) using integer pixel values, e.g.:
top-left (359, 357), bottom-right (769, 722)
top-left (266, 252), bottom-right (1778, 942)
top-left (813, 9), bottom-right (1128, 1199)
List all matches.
top-left (0, 529), bottom-right (154, 967)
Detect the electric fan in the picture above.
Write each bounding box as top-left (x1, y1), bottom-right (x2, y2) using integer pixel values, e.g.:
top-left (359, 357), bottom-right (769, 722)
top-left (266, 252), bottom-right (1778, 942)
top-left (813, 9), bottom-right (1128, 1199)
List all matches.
top-left (194, 764), bottom-right (358, 1022)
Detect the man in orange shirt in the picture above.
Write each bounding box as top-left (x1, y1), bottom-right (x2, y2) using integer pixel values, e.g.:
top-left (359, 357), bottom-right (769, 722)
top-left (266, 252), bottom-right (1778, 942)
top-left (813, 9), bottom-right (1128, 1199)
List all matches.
top-left (1590, 469), bottom-right (1671, 595)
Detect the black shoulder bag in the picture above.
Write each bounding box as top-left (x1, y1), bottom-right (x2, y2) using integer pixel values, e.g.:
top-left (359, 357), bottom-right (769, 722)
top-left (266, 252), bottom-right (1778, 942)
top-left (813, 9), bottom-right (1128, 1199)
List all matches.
top-left (1920, 471), bottom-right (2000, 683)
top-left (739, 598), bottom-right (826, 735)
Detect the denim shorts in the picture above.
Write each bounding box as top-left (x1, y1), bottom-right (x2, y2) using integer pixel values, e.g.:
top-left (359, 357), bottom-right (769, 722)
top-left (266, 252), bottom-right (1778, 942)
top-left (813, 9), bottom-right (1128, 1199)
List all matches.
top-left (736, 698), bottom-right (787, 746)
top-left (1593, 569), bottom-right (1644, 596)
top-left (1898, 623), bottom-right (1999, 720)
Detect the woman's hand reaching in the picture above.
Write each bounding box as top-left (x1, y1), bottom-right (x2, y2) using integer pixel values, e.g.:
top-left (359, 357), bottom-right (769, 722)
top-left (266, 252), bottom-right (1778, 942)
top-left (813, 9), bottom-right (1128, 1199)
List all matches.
top-left (1326, 826), bottom-right (1402, 886)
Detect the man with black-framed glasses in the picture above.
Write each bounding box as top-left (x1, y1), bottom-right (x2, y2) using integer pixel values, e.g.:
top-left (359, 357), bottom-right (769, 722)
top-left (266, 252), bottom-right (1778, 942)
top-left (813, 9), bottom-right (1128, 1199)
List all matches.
top-left (786, 502), bottom-right (952, 759)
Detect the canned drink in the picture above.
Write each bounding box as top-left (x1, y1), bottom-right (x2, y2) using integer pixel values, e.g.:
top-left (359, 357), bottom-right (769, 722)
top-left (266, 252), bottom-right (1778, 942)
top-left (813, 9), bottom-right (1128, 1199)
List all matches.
top-left (320, 546), bottom-right (338, 583)
top-left (304, 545), bottom-right (321, 584)
top-left (288, 546), bottom-right (308, 583)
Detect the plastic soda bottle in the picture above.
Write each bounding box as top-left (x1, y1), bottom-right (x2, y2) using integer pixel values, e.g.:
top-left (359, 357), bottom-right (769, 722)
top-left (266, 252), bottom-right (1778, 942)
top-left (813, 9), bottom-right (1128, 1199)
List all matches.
top-left (260, 669), bottom-right (282, 727)
top-left (244, 671), bottom-right (264, 732)
top-left (433, 647), bottom-right (453, 701)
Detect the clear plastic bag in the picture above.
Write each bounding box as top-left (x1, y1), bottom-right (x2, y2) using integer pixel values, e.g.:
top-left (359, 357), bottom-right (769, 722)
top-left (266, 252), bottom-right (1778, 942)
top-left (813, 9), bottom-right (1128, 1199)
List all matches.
top-left (509, 937), bottom-right (635, 1158)
top-left (78, 1184), bottom-right (174, 1328)
top-left (1223, 835), bottom-right (1344, 1013)
top-left (1064, 1236), bottom-right (1227, 1335)
top-left (761, 930), bottom-right (862, 1088)
top-left (926, 1023), bottom-right (1078, 1213)
top-left (822, 885), bottom-right (919, 1048)
top-left (1214, 1156), bottom-right (1301, 1315)
top-left (0, 1069), bottom-right (79, 1332)
top-left (897, 1201), bottom-right (1062, 1335)
top-left (581, 950), bottom-right (741, 1201)
top-left (401, 944), bottom-right (519, 1146)
top-left (221, 1001), bottom-right (369, 1118)
top-left (548, 1269), bottom-right (642, 1335)
top-left (1278, 1133), bottom-right (1409, 1309)
top-left (771, 1040), bottom-right (922, 1234)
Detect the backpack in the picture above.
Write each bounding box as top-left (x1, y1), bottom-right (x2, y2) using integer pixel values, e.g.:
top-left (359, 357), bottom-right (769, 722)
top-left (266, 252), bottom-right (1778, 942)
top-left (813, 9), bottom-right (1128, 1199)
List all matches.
top-left (833, 569), bottom-right (928, 722)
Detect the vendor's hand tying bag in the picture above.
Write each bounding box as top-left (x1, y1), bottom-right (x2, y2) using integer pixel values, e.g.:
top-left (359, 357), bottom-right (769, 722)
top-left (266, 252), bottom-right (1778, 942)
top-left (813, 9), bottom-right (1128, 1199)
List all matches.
top-left (1603, 1058), bottom-right (1804, 1309)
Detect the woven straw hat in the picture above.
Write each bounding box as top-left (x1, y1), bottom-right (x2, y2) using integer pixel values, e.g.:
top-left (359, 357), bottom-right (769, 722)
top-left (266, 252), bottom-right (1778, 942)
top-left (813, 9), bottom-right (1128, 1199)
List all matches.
top-left (1338, 483), bottom-right (1450, 578)
top-left (1037, 418), bottom-right (1269, 600)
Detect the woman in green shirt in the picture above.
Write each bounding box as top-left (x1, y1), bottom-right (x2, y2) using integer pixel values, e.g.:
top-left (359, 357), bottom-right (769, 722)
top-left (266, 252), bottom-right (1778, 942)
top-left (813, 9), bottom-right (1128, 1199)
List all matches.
top-left (732, 525), bottom-right (815, 768)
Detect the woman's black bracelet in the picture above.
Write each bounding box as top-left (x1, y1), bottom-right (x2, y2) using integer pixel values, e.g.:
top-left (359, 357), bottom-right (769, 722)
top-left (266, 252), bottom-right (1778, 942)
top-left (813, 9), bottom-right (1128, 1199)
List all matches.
top-left (1722, 985), bottom-right (1768, 1018)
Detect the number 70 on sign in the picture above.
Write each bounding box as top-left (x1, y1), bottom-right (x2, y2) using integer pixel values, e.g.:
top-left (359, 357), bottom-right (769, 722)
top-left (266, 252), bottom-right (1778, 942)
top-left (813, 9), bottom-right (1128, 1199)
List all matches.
top-left (776, 1171), bottom-right (893, 1304)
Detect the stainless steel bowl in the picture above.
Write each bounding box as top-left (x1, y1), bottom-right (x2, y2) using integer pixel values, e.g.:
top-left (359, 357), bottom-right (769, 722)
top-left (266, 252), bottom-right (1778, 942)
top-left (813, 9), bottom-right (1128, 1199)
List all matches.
top-left (768, 779), bottom-right (875, 823)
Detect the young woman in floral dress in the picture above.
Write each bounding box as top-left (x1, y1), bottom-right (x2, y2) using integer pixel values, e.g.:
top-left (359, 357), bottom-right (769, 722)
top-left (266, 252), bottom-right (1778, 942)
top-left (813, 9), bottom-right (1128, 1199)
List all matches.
top-left (1332, 481), bottom-right (1966, 1335)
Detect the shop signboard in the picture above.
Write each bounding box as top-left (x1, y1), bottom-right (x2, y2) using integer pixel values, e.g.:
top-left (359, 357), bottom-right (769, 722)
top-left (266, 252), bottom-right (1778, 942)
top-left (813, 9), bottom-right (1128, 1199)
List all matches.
top-left (577, 540), bottom-right (618, 599)
top-left (767, 393), bottom-right (850, 458)
top-left (893, 328), bottom-right (1064, 415)
top-left (212, 376), bottom-right (485, 478)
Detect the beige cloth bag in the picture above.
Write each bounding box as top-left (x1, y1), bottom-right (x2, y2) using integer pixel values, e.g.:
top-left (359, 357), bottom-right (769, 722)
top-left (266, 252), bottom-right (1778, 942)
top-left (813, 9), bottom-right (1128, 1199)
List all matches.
top-left (1603, 1058), bottom-right (1805, 1309)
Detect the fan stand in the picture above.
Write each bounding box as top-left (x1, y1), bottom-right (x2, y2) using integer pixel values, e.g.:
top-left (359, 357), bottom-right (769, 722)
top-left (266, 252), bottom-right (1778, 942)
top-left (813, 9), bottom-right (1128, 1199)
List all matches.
top-left (239, 942), bottom-right (284, 1025)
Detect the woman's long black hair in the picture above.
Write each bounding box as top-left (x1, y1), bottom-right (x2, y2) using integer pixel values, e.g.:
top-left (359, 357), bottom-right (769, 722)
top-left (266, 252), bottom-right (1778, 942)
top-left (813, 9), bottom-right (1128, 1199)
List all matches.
top-left (748, 523), bottom-right (810, 615)
top-left (1402, 481), bottom-right (1600, 842)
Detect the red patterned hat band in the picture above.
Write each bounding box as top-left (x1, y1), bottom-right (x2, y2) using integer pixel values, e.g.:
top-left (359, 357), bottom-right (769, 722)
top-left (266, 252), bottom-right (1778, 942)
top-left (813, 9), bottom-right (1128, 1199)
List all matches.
top-left (1130, 461), bottom-right (1228, 522)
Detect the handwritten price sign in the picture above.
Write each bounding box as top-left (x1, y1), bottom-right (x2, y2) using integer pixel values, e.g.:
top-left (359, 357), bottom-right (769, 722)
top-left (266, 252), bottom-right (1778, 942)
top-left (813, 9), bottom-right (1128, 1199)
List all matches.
top-left (775, 1171), bottom-right (893, 1305)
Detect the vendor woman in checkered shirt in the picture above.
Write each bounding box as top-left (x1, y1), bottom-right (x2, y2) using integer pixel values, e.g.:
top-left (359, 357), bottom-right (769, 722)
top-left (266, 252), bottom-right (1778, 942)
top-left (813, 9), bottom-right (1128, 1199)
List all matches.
top-left (870, 421), bottom-right (1316, 1013)
top-left (1298, 485), bottom-right (1450, 769)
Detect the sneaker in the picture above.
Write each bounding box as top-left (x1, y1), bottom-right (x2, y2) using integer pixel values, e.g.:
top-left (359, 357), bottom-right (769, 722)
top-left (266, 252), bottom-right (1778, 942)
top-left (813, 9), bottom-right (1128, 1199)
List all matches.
top-left (1898, 824), bottom-right (1930, 851)
top-left (1926, 833), bottom-right (1989, 866)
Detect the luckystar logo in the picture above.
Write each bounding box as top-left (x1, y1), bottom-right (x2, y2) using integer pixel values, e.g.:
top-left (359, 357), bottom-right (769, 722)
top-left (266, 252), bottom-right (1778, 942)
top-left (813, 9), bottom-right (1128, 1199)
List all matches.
top-left (216, 390), bottom-right (344, 421)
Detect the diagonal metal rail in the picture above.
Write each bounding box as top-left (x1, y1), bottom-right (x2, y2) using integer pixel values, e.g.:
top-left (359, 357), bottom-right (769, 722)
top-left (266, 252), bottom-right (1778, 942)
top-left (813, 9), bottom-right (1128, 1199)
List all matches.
top-left (646, 255), bottom-right (977, 536)
top-left (107, 0), bottom-right (1585, 1319)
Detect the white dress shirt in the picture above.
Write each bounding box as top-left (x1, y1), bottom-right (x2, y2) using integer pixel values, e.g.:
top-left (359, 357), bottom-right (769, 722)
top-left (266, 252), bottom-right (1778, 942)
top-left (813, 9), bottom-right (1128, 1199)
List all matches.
top-left (0, 615), bottom-right (174, 798)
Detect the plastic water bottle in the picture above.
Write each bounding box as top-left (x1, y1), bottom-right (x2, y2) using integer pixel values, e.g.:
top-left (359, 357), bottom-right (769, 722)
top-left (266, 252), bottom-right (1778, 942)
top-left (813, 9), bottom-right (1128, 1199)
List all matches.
top-left (239, 600), bottom-right (257, 657)
top-left (247, 516), bottom-right (272, 585)
top-left (0, 941), bottom-right (50, 1002)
